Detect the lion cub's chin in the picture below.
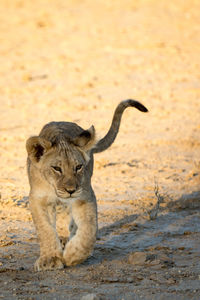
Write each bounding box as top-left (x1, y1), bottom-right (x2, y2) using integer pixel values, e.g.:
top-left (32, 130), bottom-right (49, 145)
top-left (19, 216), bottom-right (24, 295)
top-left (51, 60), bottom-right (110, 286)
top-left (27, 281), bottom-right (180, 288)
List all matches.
top-left (57, 194), bottom-right (80, 205)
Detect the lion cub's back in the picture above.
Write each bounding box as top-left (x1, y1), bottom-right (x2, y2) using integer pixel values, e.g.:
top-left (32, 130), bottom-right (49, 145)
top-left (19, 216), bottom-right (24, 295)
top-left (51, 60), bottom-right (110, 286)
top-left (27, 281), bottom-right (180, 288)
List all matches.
top-left (39, 122), bottom-right (84, 142)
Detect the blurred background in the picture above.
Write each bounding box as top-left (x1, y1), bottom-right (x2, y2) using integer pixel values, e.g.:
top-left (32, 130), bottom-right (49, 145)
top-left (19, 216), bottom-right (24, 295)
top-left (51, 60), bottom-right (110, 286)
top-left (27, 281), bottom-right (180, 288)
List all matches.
top-left (0, 0), bottom-right (199, 217)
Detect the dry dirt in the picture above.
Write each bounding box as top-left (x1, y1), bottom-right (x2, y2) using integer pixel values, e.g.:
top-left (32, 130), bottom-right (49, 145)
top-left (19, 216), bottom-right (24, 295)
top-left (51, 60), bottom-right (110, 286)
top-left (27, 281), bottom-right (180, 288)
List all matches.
top-left (0, 0), bottom-right (200, 299)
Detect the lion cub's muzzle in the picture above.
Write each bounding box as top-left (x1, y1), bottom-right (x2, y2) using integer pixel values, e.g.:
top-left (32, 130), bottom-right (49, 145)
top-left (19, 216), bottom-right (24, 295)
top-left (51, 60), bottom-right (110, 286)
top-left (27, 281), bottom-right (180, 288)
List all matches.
top-left (56, 185), bottom-right (79, 199)
top-left (65, 188), bottom-right (76, 195)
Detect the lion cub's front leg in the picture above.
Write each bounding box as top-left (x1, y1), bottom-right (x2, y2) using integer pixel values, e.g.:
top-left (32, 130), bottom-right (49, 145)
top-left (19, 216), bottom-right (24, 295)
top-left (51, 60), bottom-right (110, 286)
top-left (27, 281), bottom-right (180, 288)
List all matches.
top-left (63, 198), bottom-right (97, 266)
top-left (30, 196), bottom-right (64, 271)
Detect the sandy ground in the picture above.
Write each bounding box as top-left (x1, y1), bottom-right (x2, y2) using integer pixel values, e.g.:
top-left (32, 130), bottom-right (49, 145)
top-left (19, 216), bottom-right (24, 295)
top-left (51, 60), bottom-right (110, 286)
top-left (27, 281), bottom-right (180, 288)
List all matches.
top-left (0, 0), bottom-right (200, 299)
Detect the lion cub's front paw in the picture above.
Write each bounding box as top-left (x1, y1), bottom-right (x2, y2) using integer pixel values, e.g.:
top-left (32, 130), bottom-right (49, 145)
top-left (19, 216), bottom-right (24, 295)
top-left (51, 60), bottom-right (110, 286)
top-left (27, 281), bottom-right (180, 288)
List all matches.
top-left (63, 240), bottom-right (92, 267)
top-left (34, 255), bottom-right (64, 271)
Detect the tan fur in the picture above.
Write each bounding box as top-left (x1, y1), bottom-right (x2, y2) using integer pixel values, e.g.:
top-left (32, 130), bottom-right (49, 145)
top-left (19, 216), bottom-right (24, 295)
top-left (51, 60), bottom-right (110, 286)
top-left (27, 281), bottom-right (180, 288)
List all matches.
top-left (26, 99), bottom-right (148, 271)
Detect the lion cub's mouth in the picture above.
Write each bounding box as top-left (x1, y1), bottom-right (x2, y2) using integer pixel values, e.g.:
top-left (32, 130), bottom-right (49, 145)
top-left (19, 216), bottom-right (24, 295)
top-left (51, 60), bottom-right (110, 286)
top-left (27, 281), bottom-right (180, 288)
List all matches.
top-left (56, 189), bottom-right (81, 200)
top-left (56, 193), bottom-right (75, 205)
top-left (56, 192), bottom-right (73, 199)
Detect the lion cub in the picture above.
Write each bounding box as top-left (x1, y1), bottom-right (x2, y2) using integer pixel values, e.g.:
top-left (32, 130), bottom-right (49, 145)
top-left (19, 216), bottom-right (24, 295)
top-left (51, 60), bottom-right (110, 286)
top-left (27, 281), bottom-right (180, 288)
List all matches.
top-left (26, 99), bottom-right (148, 271)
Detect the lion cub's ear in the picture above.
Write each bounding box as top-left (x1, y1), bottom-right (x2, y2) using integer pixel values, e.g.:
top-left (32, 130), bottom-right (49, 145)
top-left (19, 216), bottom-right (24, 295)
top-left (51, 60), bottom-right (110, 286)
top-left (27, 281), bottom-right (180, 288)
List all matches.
top-left (26, 136), bottom-right (52, 163)
top-left (72, 125), bottom-right (96, 151)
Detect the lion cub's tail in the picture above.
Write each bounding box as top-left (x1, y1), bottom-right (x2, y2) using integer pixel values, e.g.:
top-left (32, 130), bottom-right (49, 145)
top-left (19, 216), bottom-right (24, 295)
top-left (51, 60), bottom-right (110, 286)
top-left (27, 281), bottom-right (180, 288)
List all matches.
top-left (92, 99), bottom-right (148, 154)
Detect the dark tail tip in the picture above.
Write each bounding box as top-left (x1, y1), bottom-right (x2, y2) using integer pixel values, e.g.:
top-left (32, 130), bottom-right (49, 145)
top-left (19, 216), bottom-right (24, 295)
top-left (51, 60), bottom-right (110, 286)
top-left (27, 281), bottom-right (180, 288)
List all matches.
top-left (126, 99), bottom-right (148, 112)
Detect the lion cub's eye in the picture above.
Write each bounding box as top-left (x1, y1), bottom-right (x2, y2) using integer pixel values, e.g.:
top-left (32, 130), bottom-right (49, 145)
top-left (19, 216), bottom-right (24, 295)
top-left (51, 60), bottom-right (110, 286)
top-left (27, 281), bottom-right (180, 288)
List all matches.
top-left (51, 166), bottom-right (62, 173)
top-left (76, 164), bottom-right (83, 172)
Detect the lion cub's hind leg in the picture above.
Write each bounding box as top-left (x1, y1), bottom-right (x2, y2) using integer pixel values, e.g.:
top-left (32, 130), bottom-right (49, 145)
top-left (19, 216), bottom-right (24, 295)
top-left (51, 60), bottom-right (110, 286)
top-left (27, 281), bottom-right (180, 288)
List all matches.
top-left (69, 217), bottom-right (78, 239)
top-left (59, 216), bottom-right (78, 251)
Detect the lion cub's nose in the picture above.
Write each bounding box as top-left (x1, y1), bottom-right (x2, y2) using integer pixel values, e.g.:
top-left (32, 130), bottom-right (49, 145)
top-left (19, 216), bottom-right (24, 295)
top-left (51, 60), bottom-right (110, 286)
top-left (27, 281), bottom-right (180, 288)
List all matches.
top-left (66, 188), bottom-right (76, 195)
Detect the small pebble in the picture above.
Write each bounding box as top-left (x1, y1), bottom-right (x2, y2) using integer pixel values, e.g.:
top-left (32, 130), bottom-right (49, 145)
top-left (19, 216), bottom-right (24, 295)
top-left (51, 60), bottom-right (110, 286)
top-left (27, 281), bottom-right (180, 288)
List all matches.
top-left (81, 294), bottom-right (101, 300)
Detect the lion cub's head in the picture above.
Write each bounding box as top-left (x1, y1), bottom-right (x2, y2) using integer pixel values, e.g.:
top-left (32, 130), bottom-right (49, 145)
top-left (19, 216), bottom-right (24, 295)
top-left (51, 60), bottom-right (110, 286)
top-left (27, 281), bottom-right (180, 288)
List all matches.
top-left (26, 126), bottom-right (96, 199)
